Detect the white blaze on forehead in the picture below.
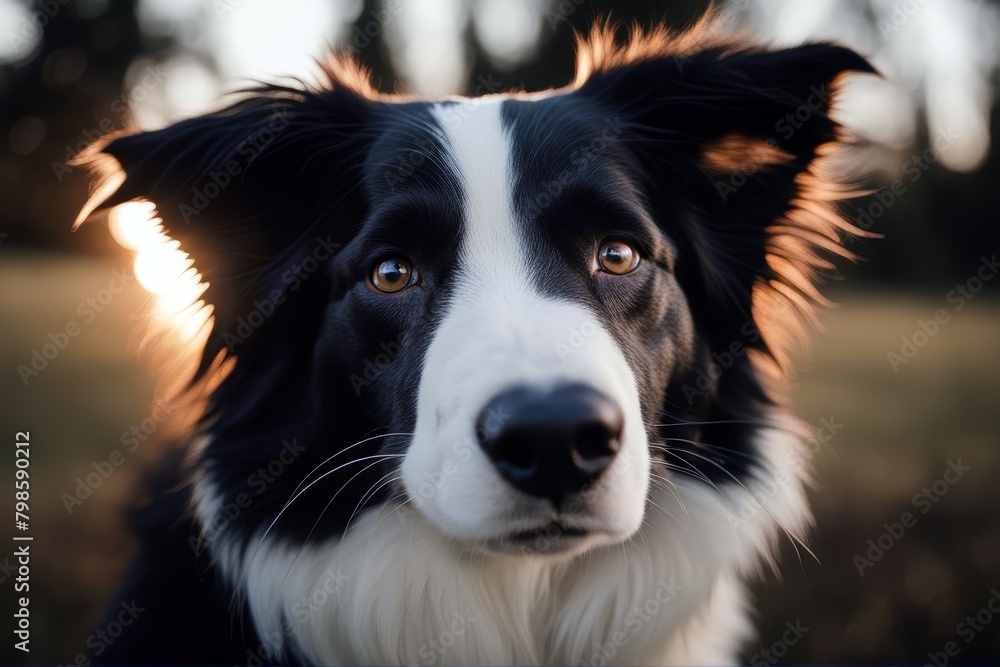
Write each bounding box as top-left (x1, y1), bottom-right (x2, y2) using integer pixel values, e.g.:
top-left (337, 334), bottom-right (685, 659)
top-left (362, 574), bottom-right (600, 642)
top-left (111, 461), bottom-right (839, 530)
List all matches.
top-left (400, 98), bottom-right (649, 544)
top-left (431, 98), bottom-right (527, 292)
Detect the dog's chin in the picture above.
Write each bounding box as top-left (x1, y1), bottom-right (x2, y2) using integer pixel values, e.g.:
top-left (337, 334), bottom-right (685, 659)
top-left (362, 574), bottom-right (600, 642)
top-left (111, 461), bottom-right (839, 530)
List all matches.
top-left (426, 507), bottom-right (641, 559)
top-left (480, 522), bottom-right (615, 558)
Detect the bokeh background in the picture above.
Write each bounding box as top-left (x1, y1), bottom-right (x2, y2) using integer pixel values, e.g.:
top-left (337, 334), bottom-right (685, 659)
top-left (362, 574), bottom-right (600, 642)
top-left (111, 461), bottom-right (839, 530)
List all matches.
top-left (1, 0), bottom-right (999, 663)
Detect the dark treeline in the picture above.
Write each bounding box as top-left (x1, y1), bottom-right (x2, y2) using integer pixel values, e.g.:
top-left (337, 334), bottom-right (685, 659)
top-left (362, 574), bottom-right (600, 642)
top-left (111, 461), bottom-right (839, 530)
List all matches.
top-left (1, 0), bottom-right (997, 289)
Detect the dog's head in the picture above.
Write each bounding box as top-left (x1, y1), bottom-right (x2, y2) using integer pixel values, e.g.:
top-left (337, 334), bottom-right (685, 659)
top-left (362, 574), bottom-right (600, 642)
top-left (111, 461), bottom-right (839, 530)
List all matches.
top-left (78, 24), bottom-right (871, 563)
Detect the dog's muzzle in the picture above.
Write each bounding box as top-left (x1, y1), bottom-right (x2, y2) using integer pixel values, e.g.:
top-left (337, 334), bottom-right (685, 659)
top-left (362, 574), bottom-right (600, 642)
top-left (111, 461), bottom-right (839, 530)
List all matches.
top-left (476, 383), bottom-right (623, 507)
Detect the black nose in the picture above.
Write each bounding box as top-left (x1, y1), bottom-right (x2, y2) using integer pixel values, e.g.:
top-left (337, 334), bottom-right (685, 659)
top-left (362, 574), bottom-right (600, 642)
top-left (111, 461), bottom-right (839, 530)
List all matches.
top-left (476, 384), bottom-right (623, 505)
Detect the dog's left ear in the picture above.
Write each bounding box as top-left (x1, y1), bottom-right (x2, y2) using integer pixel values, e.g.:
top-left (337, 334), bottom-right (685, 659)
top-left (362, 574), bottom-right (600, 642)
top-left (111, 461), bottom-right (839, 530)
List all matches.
top-left (576, 35), bottom-right (875, 355)
top-left (74, 80), bottom-right (375, 379)
top-left (75, 85), bottom-right (372, 277)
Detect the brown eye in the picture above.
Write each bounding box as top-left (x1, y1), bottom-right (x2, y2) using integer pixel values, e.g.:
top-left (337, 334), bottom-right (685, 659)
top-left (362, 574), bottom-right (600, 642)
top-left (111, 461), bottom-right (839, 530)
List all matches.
top-left (597, 239), bottom-right (640, 275)
top-left (369, 257), bottom-right (416, 293)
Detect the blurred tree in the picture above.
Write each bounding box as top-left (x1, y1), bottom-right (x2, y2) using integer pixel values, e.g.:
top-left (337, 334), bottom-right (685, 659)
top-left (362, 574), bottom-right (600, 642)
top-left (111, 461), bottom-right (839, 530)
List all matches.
top-left (461, 0), bottom-right (705, 93)
top-left (0, 0), bottom-right (172, 252)
top-left (353, 0), bottom-right (397, 93)
top-left (1, 0), bottom-right (997, 289)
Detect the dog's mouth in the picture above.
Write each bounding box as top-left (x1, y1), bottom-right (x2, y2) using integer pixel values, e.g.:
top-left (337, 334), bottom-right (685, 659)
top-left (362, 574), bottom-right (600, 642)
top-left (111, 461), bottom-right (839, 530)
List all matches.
top-left (509, 523), bottom-right (589, 541)
top-left (488, 521), bottom-right (595, 556)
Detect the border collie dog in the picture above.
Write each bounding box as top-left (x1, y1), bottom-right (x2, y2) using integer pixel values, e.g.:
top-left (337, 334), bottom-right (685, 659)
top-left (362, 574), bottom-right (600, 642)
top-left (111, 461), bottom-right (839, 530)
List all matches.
top-left (79, 18), bottom-right (872, 666)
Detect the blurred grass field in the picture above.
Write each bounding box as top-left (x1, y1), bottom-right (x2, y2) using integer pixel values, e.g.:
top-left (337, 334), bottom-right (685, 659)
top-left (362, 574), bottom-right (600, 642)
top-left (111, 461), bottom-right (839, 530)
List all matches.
top-left (1, 255), bottom-right (998, 664)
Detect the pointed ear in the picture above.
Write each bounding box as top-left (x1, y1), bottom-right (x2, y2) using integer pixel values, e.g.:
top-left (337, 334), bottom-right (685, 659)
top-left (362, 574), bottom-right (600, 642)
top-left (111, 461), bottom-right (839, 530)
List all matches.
top-left (75, 81), bottom-right (375, 377)
top-left (575, 30), bottom-right (875, 358)
top-left (577, 35), bottom-right (874, 170)
top-left (76, 84), bottom-right (372, 269)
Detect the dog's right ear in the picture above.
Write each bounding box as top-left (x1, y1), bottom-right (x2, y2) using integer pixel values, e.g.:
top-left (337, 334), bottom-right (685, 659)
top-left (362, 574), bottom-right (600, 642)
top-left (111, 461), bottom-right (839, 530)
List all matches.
top-left (572, 22), bottom-right (874, 366)
top-left (76, 82), bottom-right (374, 277)
top-left (74, 75), bottom-right (376, 378)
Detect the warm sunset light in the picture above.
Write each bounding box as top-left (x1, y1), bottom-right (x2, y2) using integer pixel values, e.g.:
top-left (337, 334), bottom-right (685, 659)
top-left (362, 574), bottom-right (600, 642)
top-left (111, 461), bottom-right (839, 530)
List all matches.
top-left (109, 201), bottom-right (210, 340)
top-left (108, 200), bottom-right (158, 251)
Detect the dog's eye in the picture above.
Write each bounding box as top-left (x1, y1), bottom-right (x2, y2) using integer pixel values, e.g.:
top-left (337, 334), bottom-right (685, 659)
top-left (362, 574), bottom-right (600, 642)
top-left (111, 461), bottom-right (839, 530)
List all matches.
top-left (597, 239), bottom-right (640, 275)
top-left (368, 257), bottom-right (417, 293)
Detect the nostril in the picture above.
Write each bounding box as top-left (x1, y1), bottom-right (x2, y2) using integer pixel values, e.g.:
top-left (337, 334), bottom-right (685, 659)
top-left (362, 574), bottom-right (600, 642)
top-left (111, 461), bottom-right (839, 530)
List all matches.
top-left (477, 384), bottom-right (624, 501)
top-left (574, 420), bottom-right (620, 461)
top-left (494, 436), bottom-right (536, 475)
top-left (477, 402), bottom-right (537, 478)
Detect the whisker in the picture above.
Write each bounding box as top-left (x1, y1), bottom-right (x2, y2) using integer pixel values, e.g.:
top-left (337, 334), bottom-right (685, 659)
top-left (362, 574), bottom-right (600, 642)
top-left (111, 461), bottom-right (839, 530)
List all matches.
top-left (664, 446), bottom-right (817, 566)
top-left (235, 453), bottom-right (405, 598)
top-left (666, 438), bottom-right (760, 461)
top-left (264, 464), bottom-right (401, 626)
top-left (645, 491), bottom-right (695, 541)
top-left (364, 486), bottom-right (412, 549)
top-left (652, 418), bottom-right (769, 428)
top-left (659, 455), bottom-right (721, 490)
top-left (283, 432), bottom-right (412, 510)
top-left (647, 475), bottom-right (697, 538)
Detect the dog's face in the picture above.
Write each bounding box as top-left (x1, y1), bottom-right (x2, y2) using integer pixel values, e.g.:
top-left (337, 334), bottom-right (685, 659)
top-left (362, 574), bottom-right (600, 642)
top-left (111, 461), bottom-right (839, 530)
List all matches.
top-left (79, 32), bottom-right (871, 569)
top-left (245, 95), bottom-right (690, 557)
top-left (391, 99), bottom-right (684, 555)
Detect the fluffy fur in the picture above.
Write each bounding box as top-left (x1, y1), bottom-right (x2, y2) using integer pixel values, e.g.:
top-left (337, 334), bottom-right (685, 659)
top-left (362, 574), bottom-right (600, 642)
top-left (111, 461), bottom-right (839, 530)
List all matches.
top-left (78, 16), bottom-right (873, 666)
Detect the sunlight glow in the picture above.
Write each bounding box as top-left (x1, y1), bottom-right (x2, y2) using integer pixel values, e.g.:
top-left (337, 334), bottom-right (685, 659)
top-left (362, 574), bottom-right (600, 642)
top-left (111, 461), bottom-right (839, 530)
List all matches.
top-left (0, 0), bottom-right (40, 64)
top-left (108, 201), bottom-right (158, 250)
top-left (109, 202), bottom-right (210, 341)
top-left (743, 0), bottom-right (1000, 173)
top-left (389, 0), bottom-right (469, 96)
top-left (472, 0), bottom-right (546, 70)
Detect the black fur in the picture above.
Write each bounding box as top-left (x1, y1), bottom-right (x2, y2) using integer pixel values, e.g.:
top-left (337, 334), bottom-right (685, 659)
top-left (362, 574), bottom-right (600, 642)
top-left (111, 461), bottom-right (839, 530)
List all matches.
top-left (79, 27), bottom-right (871, 663)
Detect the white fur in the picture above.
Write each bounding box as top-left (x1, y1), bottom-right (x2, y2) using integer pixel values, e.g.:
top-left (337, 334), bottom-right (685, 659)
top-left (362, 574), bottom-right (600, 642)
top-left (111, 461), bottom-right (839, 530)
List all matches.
top-left (194, 98), bottom-right (815, 665)
top-left (399, 99), bottom-right (649, 550)
top-left (221, 421), bottom-right (810, 665)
